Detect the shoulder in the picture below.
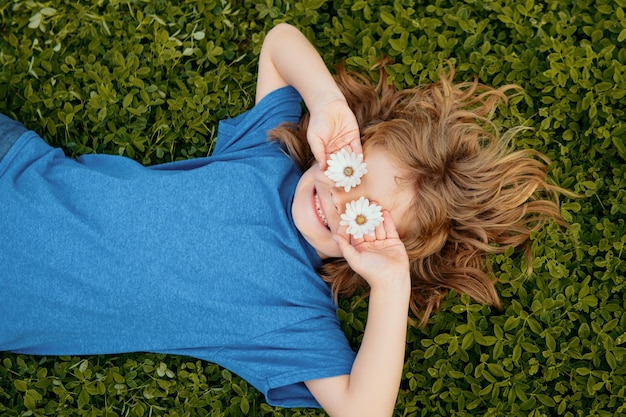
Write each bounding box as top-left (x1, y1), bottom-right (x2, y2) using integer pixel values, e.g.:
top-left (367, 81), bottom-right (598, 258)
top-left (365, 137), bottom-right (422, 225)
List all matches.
top-left (213, 87), bottom-right (302, 156)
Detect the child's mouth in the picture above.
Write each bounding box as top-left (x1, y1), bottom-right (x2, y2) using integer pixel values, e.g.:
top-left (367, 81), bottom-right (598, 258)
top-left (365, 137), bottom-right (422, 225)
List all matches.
top-left (314, 188), bottom-right (330, 230)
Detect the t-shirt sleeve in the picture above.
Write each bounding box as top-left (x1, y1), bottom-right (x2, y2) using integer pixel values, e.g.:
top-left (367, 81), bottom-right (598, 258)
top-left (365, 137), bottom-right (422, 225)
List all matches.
top-left (212, 86), bottom-right (303, 156)
top-left (179, 315), bottom-right (356, 409)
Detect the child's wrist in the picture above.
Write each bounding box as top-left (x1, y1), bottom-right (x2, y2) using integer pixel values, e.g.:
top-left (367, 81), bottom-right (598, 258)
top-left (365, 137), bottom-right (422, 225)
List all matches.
top-left (368, 274), bottom-right (411, 299)
top-left (307, 90), bottom-right (347, 113)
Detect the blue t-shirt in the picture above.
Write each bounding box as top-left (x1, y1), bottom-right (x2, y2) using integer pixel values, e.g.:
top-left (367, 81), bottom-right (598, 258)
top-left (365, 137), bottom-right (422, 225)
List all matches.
top-left (0, 87), bottom-right (356, 408)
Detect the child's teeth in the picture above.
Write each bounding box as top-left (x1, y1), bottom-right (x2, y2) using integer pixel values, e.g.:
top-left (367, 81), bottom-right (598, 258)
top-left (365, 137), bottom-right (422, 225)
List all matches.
top-left (314, 191), bottom-right (329, 228)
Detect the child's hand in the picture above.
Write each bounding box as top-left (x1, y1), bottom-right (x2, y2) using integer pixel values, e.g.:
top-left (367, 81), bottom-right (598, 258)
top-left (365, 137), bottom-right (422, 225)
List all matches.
top-left (334, 210), bottom-right (411, 293)
top-left (307, 96), bottom-right (362, 170)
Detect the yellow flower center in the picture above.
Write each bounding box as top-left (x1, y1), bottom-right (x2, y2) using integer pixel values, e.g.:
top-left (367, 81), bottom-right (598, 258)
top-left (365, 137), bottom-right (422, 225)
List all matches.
top-left (355, 214), bottom-right (367, 225)
top-left (343, 166), bottom-right (354, 177)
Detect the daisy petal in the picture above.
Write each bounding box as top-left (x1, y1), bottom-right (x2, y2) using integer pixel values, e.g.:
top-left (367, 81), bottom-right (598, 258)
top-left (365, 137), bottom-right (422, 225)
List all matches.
top-left (339, 197), bottom-right (383, 238)
top-left (324, 149), bottom-right (367, 192)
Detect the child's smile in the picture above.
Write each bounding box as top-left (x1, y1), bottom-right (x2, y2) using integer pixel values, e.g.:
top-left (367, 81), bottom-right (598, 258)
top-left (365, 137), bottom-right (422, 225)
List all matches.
top-left (313, 187), bottom-right (330, 230)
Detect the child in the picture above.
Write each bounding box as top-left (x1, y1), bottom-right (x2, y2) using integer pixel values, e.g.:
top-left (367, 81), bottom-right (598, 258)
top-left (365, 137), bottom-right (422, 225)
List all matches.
top-left (0, 24), bottom-right (562, 417)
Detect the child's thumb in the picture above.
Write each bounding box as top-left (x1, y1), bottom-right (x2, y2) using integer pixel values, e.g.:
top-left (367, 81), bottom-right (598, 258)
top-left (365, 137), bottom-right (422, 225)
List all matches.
top-left (334, 234), bottom-right (359, 265)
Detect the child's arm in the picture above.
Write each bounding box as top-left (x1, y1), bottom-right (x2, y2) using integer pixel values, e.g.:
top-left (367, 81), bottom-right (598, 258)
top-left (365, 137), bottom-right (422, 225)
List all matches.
top-left (306, 211), bottom-right (410, 417)
top-left (257, 23), bottom-right (361, 168)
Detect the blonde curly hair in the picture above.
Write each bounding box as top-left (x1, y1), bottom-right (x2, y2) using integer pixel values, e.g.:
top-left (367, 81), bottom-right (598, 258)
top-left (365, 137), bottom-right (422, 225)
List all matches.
top-left (270, 64), bottom-right (563, 326)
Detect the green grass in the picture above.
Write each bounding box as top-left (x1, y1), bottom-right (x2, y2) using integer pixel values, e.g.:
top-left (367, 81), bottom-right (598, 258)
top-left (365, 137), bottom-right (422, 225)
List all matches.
top-left (1, 0), bottom-right (625, 416)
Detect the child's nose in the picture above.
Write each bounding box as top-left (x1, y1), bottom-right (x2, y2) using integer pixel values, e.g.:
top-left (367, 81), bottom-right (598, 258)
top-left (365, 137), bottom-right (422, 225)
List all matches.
top-left (330, 187), bottom-right (361, 214)
top-left (318, 166), bottom-right (364, 213)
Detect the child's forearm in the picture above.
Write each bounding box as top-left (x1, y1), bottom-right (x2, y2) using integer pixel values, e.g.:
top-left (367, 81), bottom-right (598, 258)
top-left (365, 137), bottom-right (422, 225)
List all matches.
top-left (347, 284), bottom-right (410, 416)
top-left (307, 282), bottom-right (410, 417)
top-left (256, 23), bottom-right (345, 111)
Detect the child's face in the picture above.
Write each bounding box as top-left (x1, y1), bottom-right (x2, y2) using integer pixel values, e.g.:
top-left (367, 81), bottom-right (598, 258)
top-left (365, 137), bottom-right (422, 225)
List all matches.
top-left (293, 145), bottom-right (414, 259)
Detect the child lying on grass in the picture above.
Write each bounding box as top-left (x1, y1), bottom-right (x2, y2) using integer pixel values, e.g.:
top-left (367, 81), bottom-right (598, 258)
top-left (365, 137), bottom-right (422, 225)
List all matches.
top-left (0, 23), bottom-right (563, 417)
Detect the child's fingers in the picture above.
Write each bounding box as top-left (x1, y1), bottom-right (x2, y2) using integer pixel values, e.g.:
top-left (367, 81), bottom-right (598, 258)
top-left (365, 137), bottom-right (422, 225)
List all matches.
top-left (332, 135), bottom-right (360, 159)
top-left (374, 211), bottom-right (387, 241)
top-left (374, 223), bottom-right (386, 241)
top-left (308, 140), bottom-right (328, 170)
top-left (358, 228), bottom-right (383, 244)
top-left (381, 210), bottom-right (399, 239)
top-left (360, 232), bottom-right (375, 245)
top-left (351, 233), bottom-right (366, 246)
top-left (347, 136), bottom-right (363, 157)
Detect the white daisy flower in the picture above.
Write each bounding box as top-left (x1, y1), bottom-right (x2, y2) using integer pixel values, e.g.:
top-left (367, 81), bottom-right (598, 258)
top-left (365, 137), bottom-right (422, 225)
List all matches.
top-left (324, 149), bottom-right (367, 192)
top-left (340, 197), bottom-right (383, 239)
